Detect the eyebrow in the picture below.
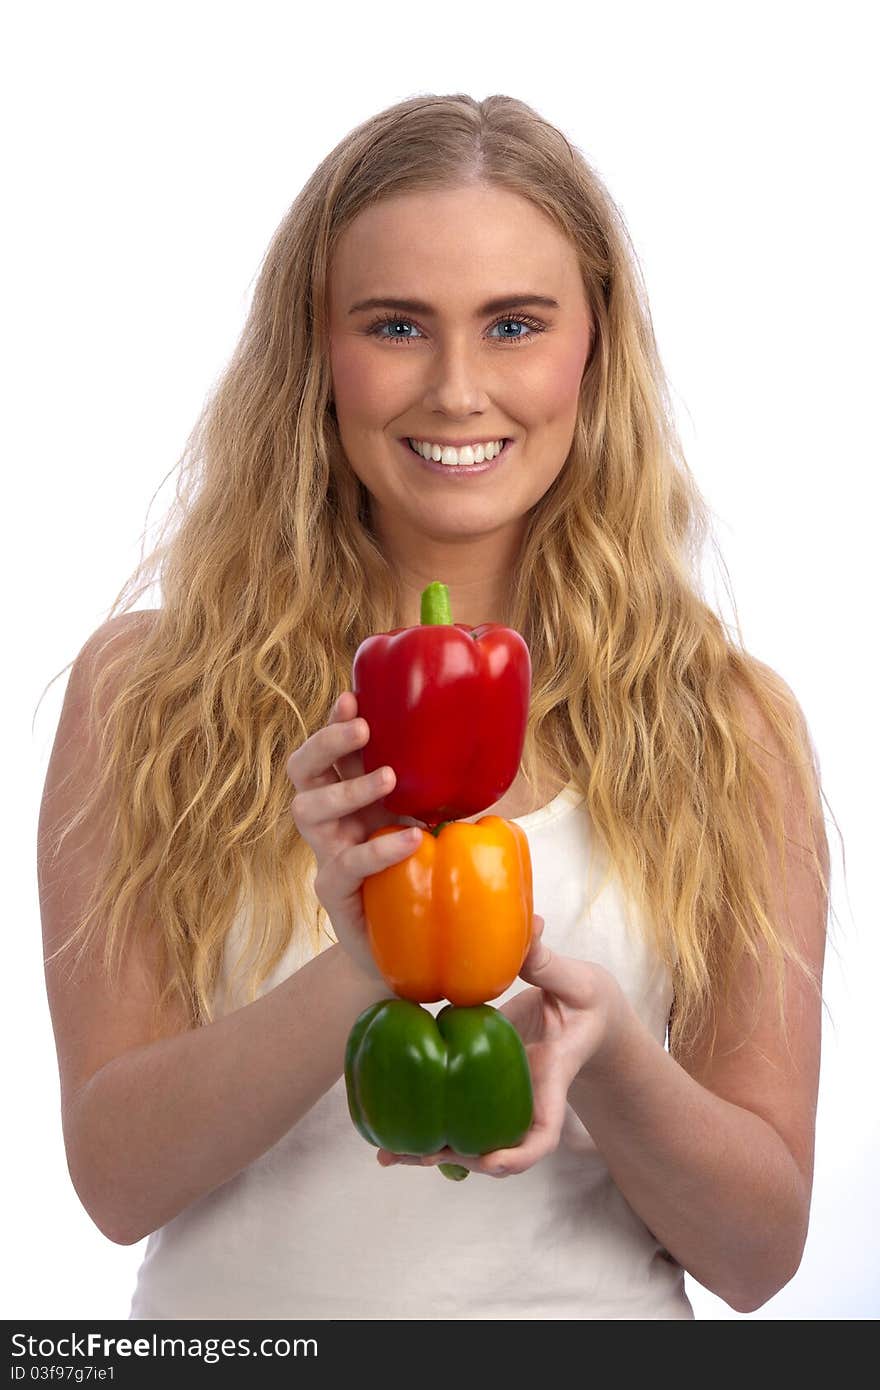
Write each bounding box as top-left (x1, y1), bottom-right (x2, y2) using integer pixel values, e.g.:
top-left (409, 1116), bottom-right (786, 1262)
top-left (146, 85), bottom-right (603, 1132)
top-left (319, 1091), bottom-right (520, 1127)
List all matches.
top-left (348, 293), bottom-right (561, 317)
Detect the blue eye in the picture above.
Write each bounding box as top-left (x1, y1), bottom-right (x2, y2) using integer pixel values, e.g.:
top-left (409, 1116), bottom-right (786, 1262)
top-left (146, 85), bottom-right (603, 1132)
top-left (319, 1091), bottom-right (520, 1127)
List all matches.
top-left (366, 312), bottom-right (546, 346)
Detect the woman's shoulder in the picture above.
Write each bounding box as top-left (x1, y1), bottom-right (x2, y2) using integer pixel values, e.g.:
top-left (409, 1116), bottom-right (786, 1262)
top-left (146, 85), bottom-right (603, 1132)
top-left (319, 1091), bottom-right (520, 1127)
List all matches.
top-left (76, 608), bottom-right (162, 668)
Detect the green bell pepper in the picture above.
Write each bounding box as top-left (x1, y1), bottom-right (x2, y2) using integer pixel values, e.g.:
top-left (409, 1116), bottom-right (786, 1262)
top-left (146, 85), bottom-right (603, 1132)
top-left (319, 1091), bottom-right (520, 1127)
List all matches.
top-left (344, 998), bottom-right (533, 1182)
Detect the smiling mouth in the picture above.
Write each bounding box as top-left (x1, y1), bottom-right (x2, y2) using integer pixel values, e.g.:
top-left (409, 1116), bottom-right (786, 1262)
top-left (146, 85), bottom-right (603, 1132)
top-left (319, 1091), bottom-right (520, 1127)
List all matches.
top-left (400, 436), bottom-right (514, 475)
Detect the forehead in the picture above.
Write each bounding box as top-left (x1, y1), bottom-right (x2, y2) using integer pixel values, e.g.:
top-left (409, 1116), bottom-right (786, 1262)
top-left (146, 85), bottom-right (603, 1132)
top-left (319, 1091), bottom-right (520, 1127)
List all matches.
top-left (329, 185), bottom-right (584, 311)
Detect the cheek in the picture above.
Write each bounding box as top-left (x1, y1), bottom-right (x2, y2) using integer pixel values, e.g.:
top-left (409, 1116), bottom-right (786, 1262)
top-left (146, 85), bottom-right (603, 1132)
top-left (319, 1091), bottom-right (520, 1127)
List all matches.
top-left (524, 334), bottom-right (591, 422)
top-left (329, 337), bottom-right (412, 415)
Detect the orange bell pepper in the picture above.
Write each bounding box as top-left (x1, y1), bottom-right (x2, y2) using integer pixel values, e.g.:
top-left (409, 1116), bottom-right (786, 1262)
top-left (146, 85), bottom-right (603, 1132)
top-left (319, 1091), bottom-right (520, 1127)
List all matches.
top-left (361, 816), bottom-right (534, 1007)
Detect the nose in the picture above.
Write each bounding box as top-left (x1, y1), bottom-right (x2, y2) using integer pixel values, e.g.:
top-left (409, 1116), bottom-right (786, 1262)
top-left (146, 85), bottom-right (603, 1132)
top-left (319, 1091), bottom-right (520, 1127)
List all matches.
top-left (420, 334), bottom-right (493, 418)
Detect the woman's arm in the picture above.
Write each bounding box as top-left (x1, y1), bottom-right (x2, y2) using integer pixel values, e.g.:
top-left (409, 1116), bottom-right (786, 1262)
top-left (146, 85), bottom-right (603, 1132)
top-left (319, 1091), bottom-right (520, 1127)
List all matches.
top-left (563, 681), bottom-right (827, 1313)
top-left (39, 615), bottom-right (394, 1248)
top-left (67, 943), bottom-right (394, 1246)
top-left (565, 1002), bottom-right (810, 1313)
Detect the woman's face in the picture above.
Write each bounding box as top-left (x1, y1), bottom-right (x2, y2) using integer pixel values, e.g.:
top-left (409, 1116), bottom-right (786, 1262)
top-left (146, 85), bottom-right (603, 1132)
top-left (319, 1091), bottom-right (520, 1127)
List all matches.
top-left (327, 182), bottom-right (594, 546)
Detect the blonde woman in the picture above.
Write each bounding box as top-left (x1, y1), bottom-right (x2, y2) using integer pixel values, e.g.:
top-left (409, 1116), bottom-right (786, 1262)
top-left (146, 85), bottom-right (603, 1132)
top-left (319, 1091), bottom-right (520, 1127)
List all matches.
top-left (38, 93), bottom-right (832, 1320)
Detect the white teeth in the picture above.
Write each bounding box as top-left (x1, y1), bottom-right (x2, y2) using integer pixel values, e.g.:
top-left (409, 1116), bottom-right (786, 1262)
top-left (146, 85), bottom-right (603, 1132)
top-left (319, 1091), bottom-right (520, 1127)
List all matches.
top-left (408, 438), bottom-right (506, 465)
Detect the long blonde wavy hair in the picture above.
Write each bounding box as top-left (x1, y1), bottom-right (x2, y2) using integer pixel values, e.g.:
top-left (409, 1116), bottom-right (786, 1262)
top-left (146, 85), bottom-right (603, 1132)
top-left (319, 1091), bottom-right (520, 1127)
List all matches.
top-left (38, 92), bottom-right (839, 1062)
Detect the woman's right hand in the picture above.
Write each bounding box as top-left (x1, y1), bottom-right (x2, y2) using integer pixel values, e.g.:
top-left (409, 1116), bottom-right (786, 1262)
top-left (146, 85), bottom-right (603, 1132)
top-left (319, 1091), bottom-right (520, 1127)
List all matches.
top-left (286, 689), bottom-right (423, 982)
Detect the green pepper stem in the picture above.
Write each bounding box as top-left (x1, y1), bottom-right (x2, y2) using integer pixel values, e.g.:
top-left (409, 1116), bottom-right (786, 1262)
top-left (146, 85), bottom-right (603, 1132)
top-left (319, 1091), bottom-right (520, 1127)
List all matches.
top-left (420, 581), bottom-right (452, 625)
top-left (438, 1162), bottom-right (470, 1182)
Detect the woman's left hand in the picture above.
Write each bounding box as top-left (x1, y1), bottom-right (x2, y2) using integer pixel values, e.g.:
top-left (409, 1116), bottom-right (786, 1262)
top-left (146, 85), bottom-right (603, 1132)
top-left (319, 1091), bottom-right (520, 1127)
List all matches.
top-left (376, 917), bottom-right (630, 1178)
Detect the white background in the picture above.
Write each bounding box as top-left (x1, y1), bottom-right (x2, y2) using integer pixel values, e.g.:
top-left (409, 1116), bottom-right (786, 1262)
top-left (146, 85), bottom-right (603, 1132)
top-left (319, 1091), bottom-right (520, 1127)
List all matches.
top-left (6, 0), bottom-right (877, 1320)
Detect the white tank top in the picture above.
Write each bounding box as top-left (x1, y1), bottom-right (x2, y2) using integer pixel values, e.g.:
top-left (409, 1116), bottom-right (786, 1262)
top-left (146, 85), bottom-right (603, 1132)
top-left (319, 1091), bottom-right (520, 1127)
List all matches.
top-left (129, 782), bottom-right (694, 1319)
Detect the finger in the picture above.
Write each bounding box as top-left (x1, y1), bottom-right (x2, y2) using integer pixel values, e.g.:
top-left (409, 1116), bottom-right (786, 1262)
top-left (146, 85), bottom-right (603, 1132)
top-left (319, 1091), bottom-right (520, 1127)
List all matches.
top-left (478, 1092), bottom-right (567, 1176)
top-left (377, 1147), bottom-right (478, 1172)
top-left (286, 698), bottom-right (369, 792)
top-left (519, 914), bottom-right (546, 970)
top-left (293, 763), bottom-right (396, 830)
top-left (377, 1151), bottom-right (432, 1168)
top-left (330, 690), bottom-right (369, 782)
top-left (334, 690), bottom-right (354, 722)
top-left (518, 941), bottom-right (604, 1010)
top-left (314, 826), bottom-right (422, 910)
top-left (376, 1150), bottom-right (401, 1167)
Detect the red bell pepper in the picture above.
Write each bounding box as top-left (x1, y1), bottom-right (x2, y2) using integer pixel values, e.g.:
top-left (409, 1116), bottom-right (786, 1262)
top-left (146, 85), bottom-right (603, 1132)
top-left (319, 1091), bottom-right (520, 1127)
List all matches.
top-left (352, 582), bottom-right (531, 827)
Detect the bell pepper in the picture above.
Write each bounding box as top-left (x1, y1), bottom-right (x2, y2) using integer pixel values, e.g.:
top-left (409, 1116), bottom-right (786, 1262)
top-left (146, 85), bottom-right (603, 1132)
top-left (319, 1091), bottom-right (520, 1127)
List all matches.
top-left (352, 581), bottom-right (531, 827)
top-left (362, 816), bottom-right (533, 1006)
top-left (344, 998), bottom-right (533, 1181)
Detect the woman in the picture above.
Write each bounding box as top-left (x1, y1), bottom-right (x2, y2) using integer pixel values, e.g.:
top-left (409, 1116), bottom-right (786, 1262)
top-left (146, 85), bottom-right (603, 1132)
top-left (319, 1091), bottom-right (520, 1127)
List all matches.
top-left (37, 93), bottom-right (831, 1320)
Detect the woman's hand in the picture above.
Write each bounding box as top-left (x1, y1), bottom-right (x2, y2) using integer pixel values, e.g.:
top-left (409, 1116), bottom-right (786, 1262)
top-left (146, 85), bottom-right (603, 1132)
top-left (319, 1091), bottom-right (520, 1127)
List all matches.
top-left (286, 690), bottom-right (422, 983)
top-left (376, 916), bottom-right (630, 1177)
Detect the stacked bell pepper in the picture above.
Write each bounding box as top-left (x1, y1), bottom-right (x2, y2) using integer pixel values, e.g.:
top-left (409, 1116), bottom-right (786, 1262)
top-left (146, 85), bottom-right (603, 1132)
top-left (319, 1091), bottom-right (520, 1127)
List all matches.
top-left (344, 581), bottom-right (535, 1181)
